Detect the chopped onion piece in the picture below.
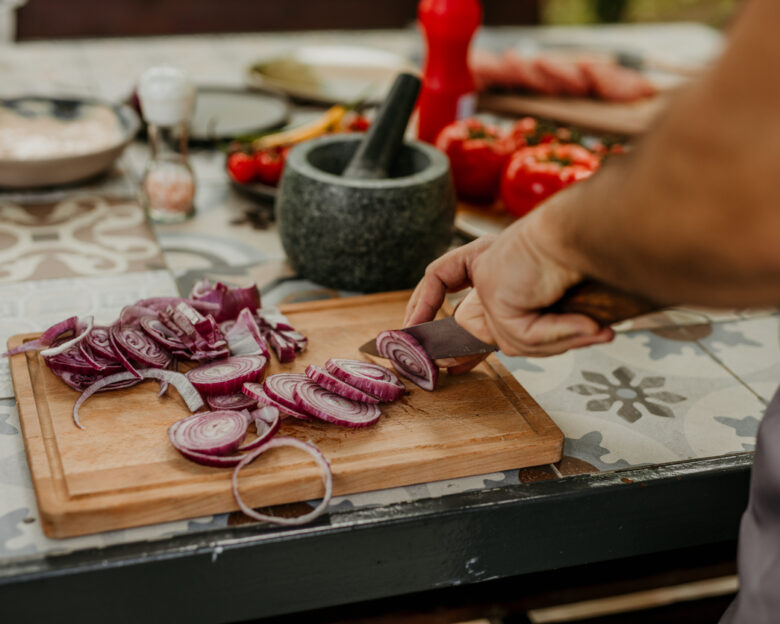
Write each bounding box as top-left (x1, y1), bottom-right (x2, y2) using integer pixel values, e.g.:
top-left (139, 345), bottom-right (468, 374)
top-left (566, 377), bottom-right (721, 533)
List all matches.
top-left (232, 437), bottom-right (333, 526)
top-left (305, 364), bottom-right (379, 404)
top-left (140, 317), bottom-right (186, 351)
top-left (169, 410), bottom-right (249, 456)
top-left (2, 316), bottom-right (78, 357)
top-left (110, 324), bottom-right (171, 369)
top-left (325, 358), bottom-right (405, 402)
top-left (294, 380), bottom-right (381, 427)
top-left (237, 406), bottom-right (281, 452)
top-left (376, 330), bottom-right (438, 391)
top-left (242, 382), bottom-right (311, 420)
top-left (185, 355), bottom-right (267, 396)
top-left (85, 326), bottom-right (118, 359)
top-left (73, 369), bottom-right (204, 429)
top-left (224, 308), bottom-right (270, 358)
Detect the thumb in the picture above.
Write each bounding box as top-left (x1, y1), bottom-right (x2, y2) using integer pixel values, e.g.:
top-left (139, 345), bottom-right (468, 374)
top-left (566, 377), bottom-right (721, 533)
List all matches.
top-left (453, 290), bottom-right (496, 346)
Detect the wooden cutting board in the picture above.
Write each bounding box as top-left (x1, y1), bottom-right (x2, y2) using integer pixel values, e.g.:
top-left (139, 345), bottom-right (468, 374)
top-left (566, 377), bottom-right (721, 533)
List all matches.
top-left (479, 91), bottom-right (672, 136)
top-left (8, 291), bottom-right (562, 538)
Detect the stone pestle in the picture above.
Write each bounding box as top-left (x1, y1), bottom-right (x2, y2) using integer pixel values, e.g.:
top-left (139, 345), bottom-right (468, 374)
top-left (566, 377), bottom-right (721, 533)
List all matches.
top-left (341, 73), bottom-right (421, 180)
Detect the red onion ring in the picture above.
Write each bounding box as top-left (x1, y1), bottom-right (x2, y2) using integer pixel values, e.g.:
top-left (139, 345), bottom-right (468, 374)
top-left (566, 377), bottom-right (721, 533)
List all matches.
top-left (73, 369), bottom-right (204, 429)
top-left (325, 358), bottom-right (405, 402)
top-left (242, 382), bottom-right (311, 420)
top-left (45, 344), bottom-right (106, 375)
top-left (169, 410), bottom-right (249, 456)
top-left (139, 317), bottom-right (187, 351)
top-left (376, 330), bottom-right (438, 391)
top-left (2, 316), bottom-right (78, 357)
top-left (185, 355), bottom-right (267, 396)
top-left (231, 437), bottom-right (333, 526)
top-left (294, 379), bottom-right (381, 427)
top-left (237, 406), bottom-right (281, 452)
top-left (263, 373), bottom-right (310, 412)
top-left (305, 364), bottom-right (379, 404)
top-left (57, 371), bottom-right (142, 393)
top-left (84, 326), bottom-right (119, 360)
top-left (206, 392), bottom-right (258, 411)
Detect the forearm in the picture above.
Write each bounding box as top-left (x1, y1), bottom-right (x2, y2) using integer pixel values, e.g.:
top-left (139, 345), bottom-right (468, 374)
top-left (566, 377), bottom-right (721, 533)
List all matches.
top-left (534, 0), bottom-right (780, 308)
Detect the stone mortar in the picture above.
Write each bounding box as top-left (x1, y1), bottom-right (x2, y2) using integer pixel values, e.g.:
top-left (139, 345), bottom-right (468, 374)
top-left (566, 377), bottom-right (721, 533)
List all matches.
top-left (276, 134), bottom-right (455, 292)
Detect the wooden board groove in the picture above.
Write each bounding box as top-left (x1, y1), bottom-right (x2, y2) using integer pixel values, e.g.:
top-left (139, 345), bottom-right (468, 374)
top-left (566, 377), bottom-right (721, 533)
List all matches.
top-left (8, 291), bottom-right (562, 538)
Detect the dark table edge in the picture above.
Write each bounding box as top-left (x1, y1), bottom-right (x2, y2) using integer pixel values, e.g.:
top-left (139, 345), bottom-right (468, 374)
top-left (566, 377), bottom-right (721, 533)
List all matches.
top-left (0, 453), bottom-right (751, 623)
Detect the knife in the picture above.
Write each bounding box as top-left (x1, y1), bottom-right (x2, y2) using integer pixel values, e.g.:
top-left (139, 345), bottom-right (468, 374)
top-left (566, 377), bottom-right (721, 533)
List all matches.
top-left (359, 280), bottom-right (660, 359)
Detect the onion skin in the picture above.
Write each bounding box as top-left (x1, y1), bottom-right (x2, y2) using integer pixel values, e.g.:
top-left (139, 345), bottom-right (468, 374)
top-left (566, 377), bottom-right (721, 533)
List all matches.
top-left (231, 437), bottom-right (333, 526)
top-left (185, 355), bottom-right (267, 396)
top-left (325, 358), bottom-right (405, 402)
top-left (242, 382), bottom-right (312, 420)
top-left (305, 364), bottom-right (379, 404)
top-left (376, 330), bottom-right (438, 392)
top-left (294, 380), bottom-right (381, 428)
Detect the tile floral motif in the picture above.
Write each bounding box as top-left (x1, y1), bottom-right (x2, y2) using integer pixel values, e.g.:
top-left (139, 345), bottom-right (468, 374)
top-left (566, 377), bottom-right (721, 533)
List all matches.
top-left (0, 196), bottom-right (165, 283)
top-left (567, 366), bottom-right (686, 422)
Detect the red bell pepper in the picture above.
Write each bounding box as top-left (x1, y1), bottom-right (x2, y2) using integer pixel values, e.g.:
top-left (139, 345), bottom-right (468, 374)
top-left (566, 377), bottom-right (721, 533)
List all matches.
top-left (435, 118), bottom-right (515, 204)
top-left (500, 142), bottom-right (600, 217)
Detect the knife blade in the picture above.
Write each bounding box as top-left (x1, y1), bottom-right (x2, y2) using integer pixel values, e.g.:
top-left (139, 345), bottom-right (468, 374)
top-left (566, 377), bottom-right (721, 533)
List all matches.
top-left (359, 316), bottom-right (496, 360)
top-left (360, 280), bottom-right (662, 361)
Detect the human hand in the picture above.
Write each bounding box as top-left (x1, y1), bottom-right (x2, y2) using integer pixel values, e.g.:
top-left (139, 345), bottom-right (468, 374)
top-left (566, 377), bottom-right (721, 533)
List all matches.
top-left (454, 211), bottom-right (614, 357)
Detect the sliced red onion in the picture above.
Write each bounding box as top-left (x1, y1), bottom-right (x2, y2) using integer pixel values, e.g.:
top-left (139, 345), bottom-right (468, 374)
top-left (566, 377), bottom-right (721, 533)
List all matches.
top-left (263, 373), bottom-right (310, 412)
top-left (85, 326), bottom-right (118, 359)
top-left (237, 406), bottom-right (281, 452)
top-left (224, 308), bottom-right (270, 358)
top-left (185, 355), bottom-right (267, 396)
top-left (376, 330), bottom-right (438, 392)
top-left (73, 368), bottom-right (204, 429)
top-left (206, 392), bottom-right (258, 411)
top-left (169, 445), bottom-right (243, 467)
top-left (169, 410), bottom-right (249, 456)
top-left (39, 316), bottom-right (94, 357)
top-left (140, 317), bottom-right (186, 351)
top-left (242, 382), bottom-right (311, 420)
top-left (264, 330), bottom-right (296, 363)
top-left (231, 437), bottom-right (333, 526)
top-left (294, 380), bottom-right (381, 427)
top-left (108, 327), bottom-right (142, 379)
top-left (110, 324), bottom-right (171, 369)
top-left (57, 370), bottom-right (142, 393)
top-left (255, 307), bottom-right (295, 331)
top-left (45, 344), bottom-right (106, 375)
top-left (190, 280), bottom-right (261, 322)
top-left (136, 296), bottom-right (220, 316)
top-left (2, 316), bottom-right (78, 357)
top-left (325, 358), bottom-right (405, 402)
top-left (305, 364), bottom-right (379, 404)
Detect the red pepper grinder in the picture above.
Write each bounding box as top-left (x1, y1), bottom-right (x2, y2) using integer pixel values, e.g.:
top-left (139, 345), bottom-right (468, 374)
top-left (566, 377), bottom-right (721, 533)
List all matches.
top-left (416, 0), bottom-right (482, 144)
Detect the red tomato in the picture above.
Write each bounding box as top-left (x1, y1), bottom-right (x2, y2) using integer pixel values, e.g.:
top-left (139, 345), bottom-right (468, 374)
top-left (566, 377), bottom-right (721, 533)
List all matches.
top-left (345, 114), bottom-right (370, 132)
top-left (500, 143), bottom-right (600, 218)
top-left (434, 118), bottom-right (514, 204)
top-left (227, 152), bottom-right (256, 184)
top-left (254, 146), bottom-right (288, 187)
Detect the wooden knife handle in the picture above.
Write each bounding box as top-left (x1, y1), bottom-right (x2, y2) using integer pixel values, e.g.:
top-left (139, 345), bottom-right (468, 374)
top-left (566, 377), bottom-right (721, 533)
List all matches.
top-left (543, 280), bottom-right (660, 326)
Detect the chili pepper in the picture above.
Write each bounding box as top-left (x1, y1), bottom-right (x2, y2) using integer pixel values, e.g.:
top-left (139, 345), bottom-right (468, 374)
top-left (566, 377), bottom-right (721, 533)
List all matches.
top-left (500, 142), bottom-right (600, 217)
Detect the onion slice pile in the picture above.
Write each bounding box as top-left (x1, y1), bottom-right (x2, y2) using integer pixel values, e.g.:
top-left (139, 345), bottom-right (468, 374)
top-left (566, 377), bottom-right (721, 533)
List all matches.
top-left (207, 392), bottom-right (258, 412)
top-left (73, 368), bottom-right (204, 429)
top-left (376, 330), bottom-right (438, 391)
top-left (325, 358), bottom-right (405, 402)
top-left (305, 364), bottom-right (379, 404)
top-left (185, 355), bottom-right (267, 396)
top-left (232, 437), bottom-right (333, 526)
top-left (294, 380), bottom-right (381, 427)
top-left (243, 382), bottom-right (312, 420)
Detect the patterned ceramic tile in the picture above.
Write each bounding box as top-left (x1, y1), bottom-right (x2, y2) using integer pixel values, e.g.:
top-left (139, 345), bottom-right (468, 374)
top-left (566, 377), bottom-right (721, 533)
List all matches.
top-left (0, 195), bottom-right (166, 283)
top-left (0, 269), bottom-right (178, 398)
top-left (696, 316), bottom-right (780, 404)
top-left (500, 327), bottom-right (765, 468)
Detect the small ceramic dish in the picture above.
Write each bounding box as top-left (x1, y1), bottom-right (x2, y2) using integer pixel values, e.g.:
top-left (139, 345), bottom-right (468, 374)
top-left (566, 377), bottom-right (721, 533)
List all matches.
top-left (0, 96), bottom-right (140, 189)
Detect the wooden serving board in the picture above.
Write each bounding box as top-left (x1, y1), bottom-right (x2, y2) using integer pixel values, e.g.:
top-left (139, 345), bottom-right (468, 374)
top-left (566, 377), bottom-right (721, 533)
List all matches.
top-left (8, 291), bottom-right (562, 538)
top-left (479, 91), bottom-right (672, 136)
